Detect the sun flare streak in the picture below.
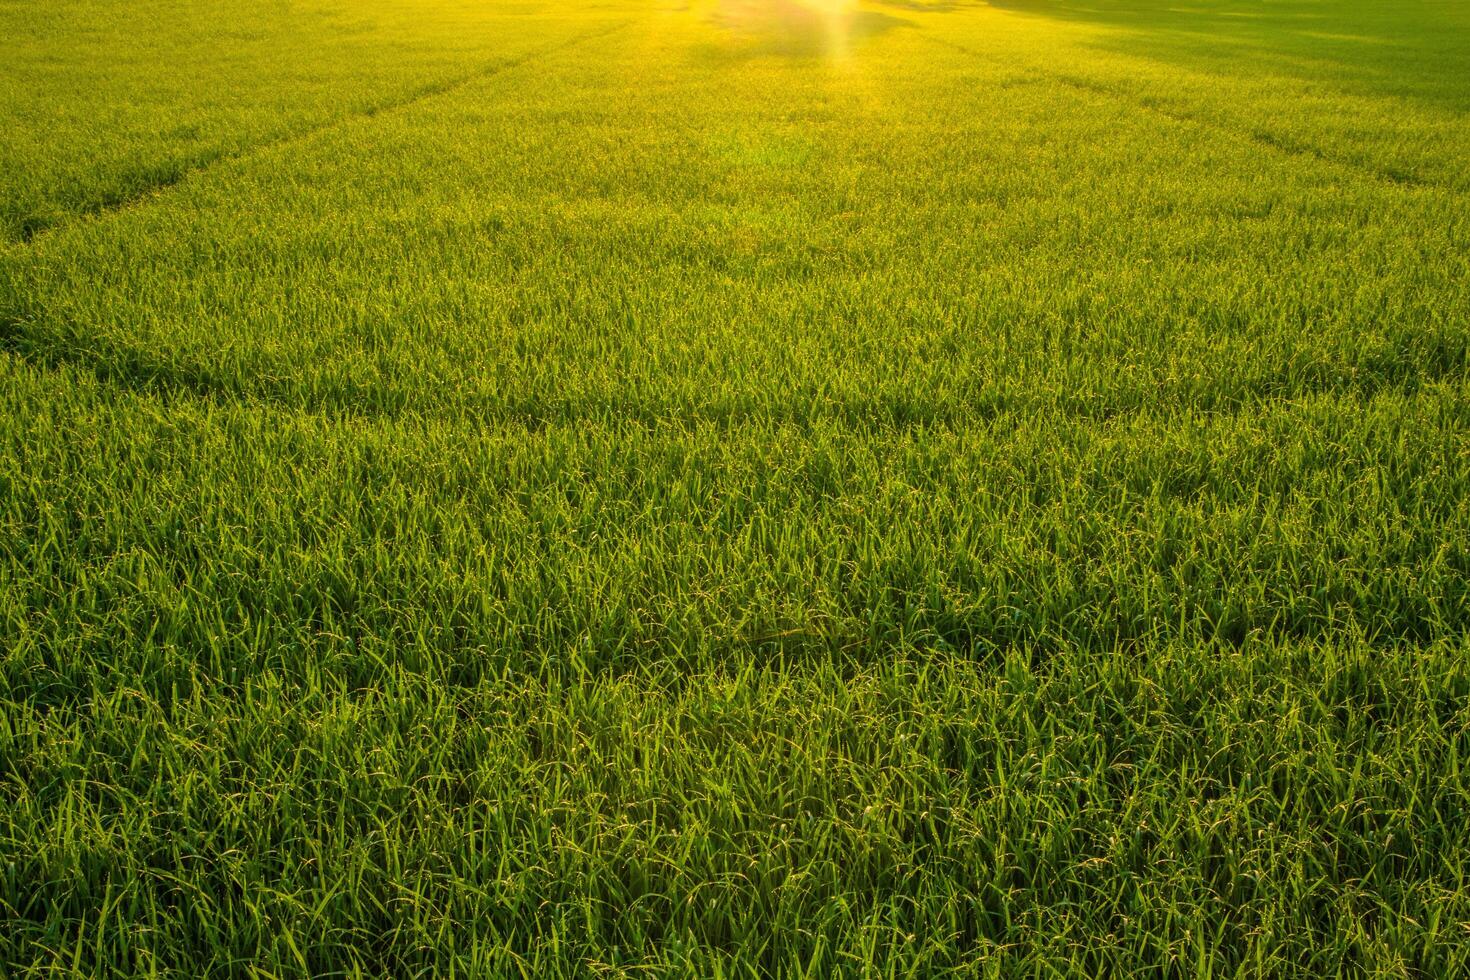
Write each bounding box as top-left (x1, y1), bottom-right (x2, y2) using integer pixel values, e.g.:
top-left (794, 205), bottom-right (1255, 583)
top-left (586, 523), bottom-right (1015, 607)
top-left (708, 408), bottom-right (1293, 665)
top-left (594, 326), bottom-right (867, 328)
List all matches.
top-left (708, 0), bottom-right (875, 59)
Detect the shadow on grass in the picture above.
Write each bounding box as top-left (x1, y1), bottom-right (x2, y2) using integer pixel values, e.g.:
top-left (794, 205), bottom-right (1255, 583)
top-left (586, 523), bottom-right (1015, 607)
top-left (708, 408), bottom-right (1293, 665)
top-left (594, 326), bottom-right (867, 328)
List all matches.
top-left (977, 0), bottom-right (1470, 112)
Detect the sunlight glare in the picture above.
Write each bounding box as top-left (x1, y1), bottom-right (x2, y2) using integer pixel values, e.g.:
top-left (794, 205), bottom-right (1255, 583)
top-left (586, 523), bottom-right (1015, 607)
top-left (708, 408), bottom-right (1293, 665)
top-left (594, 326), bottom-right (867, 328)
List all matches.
top-left (709, 0), bottom-right (873, 59)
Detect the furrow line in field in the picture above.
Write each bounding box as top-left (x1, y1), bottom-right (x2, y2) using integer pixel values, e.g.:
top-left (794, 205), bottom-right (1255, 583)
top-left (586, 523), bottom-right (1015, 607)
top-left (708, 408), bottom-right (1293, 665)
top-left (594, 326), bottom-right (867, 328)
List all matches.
top-left (3, 305), bottom-right (1462, 437)
top-left (8, 19), bottom-right (635, 250)
top-left (924, 35), bottom-right (1450, 194)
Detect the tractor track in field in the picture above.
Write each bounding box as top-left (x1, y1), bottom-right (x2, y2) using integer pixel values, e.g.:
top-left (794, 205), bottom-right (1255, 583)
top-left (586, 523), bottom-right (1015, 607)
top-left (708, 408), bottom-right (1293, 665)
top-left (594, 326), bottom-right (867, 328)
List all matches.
top-left (7, 18), bottom-right (637, 249)
top-left (3, 294), bottom-right (1463, 437)
top-left (8, 17), bottom-right (1451, 253)
top-left (922, 34), bottom-right (1450, 195)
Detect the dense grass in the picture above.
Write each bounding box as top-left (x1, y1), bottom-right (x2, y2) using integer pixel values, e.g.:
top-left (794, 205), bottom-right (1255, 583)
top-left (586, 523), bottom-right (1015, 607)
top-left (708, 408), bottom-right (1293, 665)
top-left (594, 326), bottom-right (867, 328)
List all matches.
top-left (2, 0), bottom-right (1469, 974)
top-left (0, 0), bottom-right (625, 243)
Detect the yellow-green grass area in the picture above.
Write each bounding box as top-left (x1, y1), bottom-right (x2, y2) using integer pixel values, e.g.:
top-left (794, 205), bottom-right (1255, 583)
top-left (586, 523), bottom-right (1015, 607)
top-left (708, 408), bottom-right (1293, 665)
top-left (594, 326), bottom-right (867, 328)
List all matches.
top-left (2, 0), bottom-right (1469, 974)
top-left (0, 0), bottom-right (629, 244)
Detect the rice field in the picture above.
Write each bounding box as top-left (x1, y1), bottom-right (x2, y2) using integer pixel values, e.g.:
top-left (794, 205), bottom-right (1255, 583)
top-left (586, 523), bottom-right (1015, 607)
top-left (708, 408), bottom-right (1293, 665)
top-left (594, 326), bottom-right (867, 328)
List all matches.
top-left (2, 0), bottom-right (1469, 974)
